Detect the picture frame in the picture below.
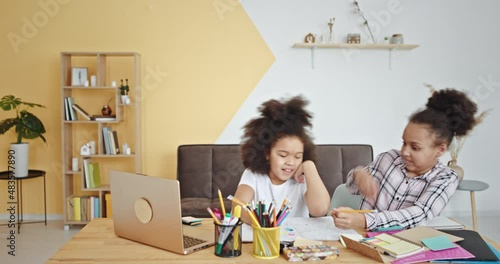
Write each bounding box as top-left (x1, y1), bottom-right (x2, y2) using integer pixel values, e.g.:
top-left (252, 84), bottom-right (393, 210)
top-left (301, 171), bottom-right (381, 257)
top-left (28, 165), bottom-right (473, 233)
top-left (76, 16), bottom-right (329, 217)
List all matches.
top-left (71, 67), bottom-right (88, 86)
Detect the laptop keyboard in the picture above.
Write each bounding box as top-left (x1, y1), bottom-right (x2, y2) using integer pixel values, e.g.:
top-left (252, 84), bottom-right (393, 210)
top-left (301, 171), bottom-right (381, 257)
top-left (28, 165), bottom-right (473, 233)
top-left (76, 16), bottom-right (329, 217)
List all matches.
top-left (183, 235), bottom-right (206, 248)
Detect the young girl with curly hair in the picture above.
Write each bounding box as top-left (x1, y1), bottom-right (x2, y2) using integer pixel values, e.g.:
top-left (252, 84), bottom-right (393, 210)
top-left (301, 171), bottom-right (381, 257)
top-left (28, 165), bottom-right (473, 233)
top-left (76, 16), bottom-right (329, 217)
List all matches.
top-left (233, 95), bottom-right (330, 225)
top-left (332, 88), bottom-right (486, 231)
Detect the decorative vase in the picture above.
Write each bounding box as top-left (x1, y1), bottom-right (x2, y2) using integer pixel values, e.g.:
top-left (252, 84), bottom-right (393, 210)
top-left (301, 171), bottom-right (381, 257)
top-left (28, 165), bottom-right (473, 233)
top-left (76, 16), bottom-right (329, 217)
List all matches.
top-left (101, 105), bottom-right (112, 116)
top-left (447, 160), bottom-right (464, 182)
top-left (121, 95), bottom-right (129, 104)
top-left (10, 143), bottom-right (29, 177)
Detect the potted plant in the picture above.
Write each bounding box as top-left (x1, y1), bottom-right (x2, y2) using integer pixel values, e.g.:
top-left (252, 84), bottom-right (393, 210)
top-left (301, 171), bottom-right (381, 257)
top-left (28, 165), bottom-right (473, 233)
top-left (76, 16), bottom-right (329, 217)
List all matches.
top-left (119, 79), bottom-right (130, 104)
top-left (0, 95), bottom-right (46, 177)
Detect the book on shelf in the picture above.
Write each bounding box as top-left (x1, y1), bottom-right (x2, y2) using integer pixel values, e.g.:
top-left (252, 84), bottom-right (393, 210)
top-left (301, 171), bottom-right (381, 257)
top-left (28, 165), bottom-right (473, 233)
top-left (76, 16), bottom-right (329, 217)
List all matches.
top-left (72, 104), bottom-right (93, 121)
top-left (93, 115), bottom-right (116, 121)
top-left (111, 130), bottom-right (120, 154)
top-left (80, 196), bottom-right (89, 222)
top-left (88, 162), bottom-right (101, 188)
top-left (66, 97), bottom-right (77, 121)
top-left (66, 195), bottom-right (76, 221)
top-left (64, 97), bottom-right (70, 121)
top-left (82, 158), bottom-right (92, 188)
top-left (73, 196), bottom-right (81, 221)
top-left (108, 130), bottom-right (116, 154)
top-left (93, 197), bottom-right (100, 219)
top-left (102, 126), bottom-right (111, 154)
top-left (67, 195), bottom-right (100, 222)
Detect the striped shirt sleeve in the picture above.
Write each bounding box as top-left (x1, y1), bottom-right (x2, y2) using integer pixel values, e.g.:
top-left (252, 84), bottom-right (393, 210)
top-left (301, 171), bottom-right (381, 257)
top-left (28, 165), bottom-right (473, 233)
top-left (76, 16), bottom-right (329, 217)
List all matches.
top-left (346, 149), bottom-right (459, 230)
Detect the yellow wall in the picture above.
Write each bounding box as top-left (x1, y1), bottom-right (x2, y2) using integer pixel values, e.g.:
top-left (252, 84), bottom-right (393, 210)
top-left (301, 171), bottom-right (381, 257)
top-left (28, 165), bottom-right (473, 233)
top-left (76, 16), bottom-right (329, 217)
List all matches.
top-left (0, 0), bottom-right (274, 215)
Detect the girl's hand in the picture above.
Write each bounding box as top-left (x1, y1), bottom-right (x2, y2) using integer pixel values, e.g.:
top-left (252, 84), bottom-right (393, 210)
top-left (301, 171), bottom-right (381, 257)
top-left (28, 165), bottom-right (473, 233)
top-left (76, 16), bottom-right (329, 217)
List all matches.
top-left (354, 167), bottom-right (378, 201)
top-left (293, 161), bottom-right (308, 183)
top-left (331, 207), bottom-right (366, 229)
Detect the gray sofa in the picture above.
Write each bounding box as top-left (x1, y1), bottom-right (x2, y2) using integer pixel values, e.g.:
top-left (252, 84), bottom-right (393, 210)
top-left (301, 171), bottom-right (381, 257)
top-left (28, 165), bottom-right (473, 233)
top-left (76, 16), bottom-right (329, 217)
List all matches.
top-left (177, 144), bottom-right (373, 217)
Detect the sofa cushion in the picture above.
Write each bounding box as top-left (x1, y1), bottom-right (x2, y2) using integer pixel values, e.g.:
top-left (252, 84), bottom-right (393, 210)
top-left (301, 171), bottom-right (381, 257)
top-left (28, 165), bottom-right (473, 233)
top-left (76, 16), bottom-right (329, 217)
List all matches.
top-left (177, 144), bottom-right (373, 217)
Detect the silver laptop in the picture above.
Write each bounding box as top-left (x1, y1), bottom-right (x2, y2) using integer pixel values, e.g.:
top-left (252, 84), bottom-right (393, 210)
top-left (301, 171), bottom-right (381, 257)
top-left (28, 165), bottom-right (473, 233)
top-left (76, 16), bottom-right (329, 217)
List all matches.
top-left (109, 170), bottom-right (214, 254)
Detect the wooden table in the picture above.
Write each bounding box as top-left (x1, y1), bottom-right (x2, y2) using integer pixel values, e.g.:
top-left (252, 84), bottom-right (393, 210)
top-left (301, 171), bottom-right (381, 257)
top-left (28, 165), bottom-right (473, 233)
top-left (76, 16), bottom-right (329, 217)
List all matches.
top-left (46, 218), bottom-right (500, 264)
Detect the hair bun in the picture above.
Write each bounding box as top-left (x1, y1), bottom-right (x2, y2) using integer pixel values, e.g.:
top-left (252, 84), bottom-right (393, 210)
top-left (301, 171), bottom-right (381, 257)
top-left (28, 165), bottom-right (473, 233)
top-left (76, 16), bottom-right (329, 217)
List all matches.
top-left (259, 95), bottom-right (313, 128)
top-left (426, 88), bottom-right (477, 136)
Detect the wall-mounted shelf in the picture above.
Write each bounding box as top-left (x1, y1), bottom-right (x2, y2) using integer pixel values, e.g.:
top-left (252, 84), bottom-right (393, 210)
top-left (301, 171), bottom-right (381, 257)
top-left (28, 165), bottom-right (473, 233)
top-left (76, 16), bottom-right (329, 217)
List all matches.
top-left (292, 43), bottom-right (419, 69)
top-left (292, 43), bottom-right (419, 50)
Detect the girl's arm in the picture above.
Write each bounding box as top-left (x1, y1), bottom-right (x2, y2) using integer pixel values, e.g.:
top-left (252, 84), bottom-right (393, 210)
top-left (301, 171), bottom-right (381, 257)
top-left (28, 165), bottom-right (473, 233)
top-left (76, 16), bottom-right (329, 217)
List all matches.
top-left (232, 184), bottom-right (255, 225)
top-left (299, 160), bottom-right (330, 217)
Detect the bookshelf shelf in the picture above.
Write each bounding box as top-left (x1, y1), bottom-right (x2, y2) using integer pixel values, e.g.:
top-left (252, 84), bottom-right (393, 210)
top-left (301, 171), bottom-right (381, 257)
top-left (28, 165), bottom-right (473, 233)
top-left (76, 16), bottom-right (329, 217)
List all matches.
top-left (81, 154), bottom-right (137, 158)
top-left (63, 86), bottom-right (118, 90)
top-left (83, 184), bottom-right (111, 191)
top-left (61, 52), bottom-right (142, 229)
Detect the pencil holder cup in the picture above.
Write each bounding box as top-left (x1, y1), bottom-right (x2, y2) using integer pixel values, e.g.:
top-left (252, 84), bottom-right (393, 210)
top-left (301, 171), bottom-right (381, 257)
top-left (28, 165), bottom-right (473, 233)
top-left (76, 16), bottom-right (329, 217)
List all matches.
top-left (214, 221), bottom-right (242, 258)
top-left (252, 225), bottom-right (280, 259)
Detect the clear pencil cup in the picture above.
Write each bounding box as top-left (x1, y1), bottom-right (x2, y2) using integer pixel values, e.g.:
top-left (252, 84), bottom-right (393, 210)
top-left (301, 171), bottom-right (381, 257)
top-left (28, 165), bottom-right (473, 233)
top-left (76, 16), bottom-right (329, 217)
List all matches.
top-left (252, 225), bottom-right (280, 259)
top-left (214, 221), bottom-right (242, 257)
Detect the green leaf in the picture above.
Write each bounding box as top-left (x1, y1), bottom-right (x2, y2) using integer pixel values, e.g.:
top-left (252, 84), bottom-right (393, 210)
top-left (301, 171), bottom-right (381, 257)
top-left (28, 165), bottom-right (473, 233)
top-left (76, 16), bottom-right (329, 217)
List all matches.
top-left (1, 95), bottom-right (47, 143)
top-left (0, 118), bottom-right (17, 135)
top-left (0, 95), bottom-right (22, 111)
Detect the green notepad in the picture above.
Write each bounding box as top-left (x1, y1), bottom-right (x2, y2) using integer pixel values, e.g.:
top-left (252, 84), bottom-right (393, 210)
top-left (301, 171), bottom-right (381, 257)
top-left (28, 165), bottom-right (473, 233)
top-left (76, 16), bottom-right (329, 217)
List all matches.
top-left (422, 235), bottom-right (457, 251)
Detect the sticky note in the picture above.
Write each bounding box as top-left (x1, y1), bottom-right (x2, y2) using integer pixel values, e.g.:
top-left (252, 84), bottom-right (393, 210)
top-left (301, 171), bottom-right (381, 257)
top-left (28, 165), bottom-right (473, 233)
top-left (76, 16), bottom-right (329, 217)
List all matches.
top-left (422, 235), bottom-right (457, 251)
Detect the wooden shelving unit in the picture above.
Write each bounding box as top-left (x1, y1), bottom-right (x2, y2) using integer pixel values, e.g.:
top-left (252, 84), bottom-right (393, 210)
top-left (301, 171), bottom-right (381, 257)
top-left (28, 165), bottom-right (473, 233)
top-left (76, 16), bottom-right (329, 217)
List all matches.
top-left (60, 52), bottom-right (142, 229)
top-left (292, 43), bottom-right (419, 69)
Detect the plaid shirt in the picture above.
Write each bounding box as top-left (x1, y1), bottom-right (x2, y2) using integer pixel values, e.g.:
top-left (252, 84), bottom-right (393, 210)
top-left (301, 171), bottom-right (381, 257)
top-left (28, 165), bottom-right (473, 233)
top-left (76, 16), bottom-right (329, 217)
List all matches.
top-left (346, 149), bottom-right (459, 230)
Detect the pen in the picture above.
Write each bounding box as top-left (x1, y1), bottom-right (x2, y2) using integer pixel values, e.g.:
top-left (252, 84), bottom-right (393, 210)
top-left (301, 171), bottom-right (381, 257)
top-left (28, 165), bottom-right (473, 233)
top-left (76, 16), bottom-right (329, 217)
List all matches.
top-left (207, 207), bottom-right (222, 225)
top-left (245, 206), bottom-right (261, 228)
top-left (218, 189), bottom-right (226, 218)
top-left (227, 195), bottom-right (247, 208)
top-left (338, 209), bottom-right (375, 213)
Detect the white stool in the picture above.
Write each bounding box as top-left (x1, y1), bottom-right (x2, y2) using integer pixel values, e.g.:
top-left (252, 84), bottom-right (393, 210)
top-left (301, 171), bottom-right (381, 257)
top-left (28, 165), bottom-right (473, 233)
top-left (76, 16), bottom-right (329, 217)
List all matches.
top-left (456, 180), bottom-right (489, 231)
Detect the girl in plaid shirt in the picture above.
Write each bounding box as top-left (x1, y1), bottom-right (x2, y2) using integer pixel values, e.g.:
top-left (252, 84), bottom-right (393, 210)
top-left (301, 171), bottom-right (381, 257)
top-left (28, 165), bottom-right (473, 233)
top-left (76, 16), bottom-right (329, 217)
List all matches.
top-left (332, 89), bottom-right (485, 230)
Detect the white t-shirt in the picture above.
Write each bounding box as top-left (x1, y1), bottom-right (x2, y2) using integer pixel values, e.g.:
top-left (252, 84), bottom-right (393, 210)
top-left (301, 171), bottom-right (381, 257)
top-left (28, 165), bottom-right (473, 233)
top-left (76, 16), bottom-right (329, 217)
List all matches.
top-left (238, 168), bottom-right (309, 218)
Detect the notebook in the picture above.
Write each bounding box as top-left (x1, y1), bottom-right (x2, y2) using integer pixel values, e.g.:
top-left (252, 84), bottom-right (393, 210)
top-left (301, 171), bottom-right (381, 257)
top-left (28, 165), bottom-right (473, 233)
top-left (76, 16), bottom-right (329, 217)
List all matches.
top-left (423, 216), bottom-right (465, 230)
top-left (389, 226), bottom-right (464, 247)
top-left (109, 170), bottom-right (215, 254)
top-left (430, 241), bottom-right (500, 263)
top-left (436, 229), bottom-right (500, 262)
top-left (363, 233), bottom-right (426, 258)
top-left (362, 226), bottom-right (464, 259)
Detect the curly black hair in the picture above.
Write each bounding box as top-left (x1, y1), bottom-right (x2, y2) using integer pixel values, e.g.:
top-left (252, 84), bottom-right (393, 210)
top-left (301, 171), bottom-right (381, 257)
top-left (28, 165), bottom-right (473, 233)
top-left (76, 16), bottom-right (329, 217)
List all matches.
top-left (240, 95), bottom-right (316, 175)
top-left (410, 88), bottom-right (479, 146)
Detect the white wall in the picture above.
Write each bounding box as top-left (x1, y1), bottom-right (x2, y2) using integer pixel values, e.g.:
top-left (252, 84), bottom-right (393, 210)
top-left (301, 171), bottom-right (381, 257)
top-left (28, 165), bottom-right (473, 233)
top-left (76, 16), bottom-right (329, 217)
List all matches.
top-left (217, 0), bottom-right (500, 217)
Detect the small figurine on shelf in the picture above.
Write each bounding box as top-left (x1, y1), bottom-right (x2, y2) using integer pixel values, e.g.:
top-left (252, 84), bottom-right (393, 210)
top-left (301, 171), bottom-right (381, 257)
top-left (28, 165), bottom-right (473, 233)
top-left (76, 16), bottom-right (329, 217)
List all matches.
top-left (80, 143), bottom-right (91, 155)
top-left (304, 33), bottom-right (316, 43)
top-left (347, 34), bottom-right (361, 44)
top-left (119, 79), bottom-right (130, 104)
top-left (101, 97), bottom-right (112, 116)
top-left (328, 17), bottom-right (335, 43)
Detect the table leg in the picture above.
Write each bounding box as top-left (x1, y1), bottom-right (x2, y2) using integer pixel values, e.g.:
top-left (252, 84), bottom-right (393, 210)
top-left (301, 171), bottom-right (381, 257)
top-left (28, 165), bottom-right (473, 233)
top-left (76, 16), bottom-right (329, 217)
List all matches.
top-left (43, 172), bottom-right (47, 226)
top-left (470, 191), bottom-right (477, 231)
top-left (16, 179), bottom-right (22, 234)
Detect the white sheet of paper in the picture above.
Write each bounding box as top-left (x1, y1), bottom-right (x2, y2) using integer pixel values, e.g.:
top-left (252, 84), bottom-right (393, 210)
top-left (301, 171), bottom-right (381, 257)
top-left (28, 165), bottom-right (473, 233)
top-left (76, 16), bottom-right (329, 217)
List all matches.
top-left (241, 216), bottom-right (359, 242)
